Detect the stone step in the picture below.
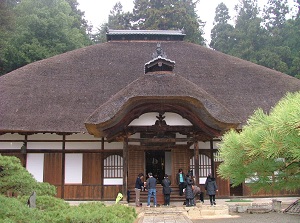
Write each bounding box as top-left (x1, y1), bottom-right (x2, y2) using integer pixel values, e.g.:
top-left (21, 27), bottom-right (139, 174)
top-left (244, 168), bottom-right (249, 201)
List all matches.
top-left (138, 204), bottom-right (230, 219)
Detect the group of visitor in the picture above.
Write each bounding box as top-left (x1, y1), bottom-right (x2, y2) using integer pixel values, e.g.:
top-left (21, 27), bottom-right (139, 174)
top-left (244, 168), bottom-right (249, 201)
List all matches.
top-left (134, 169), bottom-right (218, 207)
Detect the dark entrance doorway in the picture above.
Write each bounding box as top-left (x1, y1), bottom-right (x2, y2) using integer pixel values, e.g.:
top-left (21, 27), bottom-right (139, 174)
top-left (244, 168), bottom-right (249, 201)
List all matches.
top-left (230, 183), bottom-right (243, 196)
top-left (145, 150), bottom-right (165, 184)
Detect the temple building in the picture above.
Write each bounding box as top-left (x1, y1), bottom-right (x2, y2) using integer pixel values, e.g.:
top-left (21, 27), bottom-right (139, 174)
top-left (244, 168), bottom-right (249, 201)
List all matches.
top-left (0, 30), bottom-right (299, 201)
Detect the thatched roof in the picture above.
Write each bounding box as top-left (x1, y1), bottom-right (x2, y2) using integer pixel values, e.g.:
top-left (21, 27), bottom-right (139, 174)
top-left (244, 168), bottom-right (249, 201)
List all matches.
top-left (0, 39), bottom-right (299, 135)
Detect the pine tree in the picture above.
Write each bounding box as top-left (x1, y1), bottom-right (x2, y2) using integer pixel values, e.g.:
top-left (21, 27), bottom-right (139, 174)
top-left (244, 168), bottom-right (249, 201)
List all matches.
top-left (210, 3), bottom-right (235, 53)
top-left (218, 92), bottom-right (300, 193)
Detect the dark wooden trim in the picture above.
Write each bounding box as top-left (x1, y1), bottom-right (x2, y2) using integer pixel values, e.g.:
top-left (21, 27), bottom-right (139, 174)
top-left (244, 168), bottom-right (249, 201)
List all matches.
top-left (194, 141), bottom-right (199, 185)
top-left (0, 138), bottom-right (222, 143)
top-left (61, 135), bottom-right (66, 199)
top-left (210, 140), bottom-right (215, 175)
top-left (123, 138), bottom-right (128, 201)
top-left (0, 140), bottom-right (103, 142)
top-left (0, 149), bottom-right (123, 153)
top-left (1, 148), bottom-right (218, 154)
top-left (23, 135), bottom-right (28, 168)
top-left (128, 137), bottom-right (193, 143)
top-left (101, 137), bottom-right (104, 150)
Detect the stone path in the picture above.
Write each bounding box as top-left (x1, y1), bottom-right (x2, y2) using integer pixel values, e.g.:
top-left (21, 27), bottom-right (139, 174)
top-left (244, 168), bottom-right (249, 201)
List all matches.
top-left (139, 214), bottom-right (193, 223)
top-left (133, 197), bottom-right (300, 223)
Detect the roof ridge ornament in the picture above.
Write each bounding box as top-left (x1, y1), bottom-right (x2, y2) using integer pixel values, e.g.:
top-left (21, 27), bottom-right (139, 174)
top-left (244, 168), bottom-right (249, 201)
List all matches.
top-left (152, 43), bottom-right (167, 59)
top-left (145, 43), bottom-right (175, 74)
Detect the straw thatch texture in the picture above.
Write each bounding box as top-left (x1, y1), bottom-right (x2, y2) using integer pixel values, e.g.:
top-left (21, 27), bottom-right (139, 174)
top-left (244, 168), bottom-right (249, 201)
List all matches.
top-left (0, 41), bottom-right (299, 133)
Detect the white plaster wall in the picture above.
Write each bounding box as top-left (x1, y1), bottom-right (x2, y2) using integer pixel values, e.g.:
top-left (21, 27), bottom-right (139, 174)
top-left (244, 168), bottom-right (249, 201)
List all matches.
top-left (213, 141), bottom-right (220, 149)
top-left (129, 112), bottom-right (192, 126)
top-left (129, 112), bottom-right (157, 126)
top-left (66, 142), bottom-right (101, 150)
top-left (190, 140), bottom-right (221, 149)
top-left (65, 154), bottom-right (83, 184)
top-left (66, 133), bottom-right (102, 149)
top-left (66, 133), bottom-right (98, 140)
top-left (0, 133), bottom-right (24, 140)
top-left (0, 133), bottom-right (25, 150)
top-left (129, 133), bottom-right (141, 145)
top-left (164, 112), bottom-right (192, 126)
top-left (26, 153), bottom-right (44, 182)
top-left (104, 142), bottom-right (123, 149)
top-left (176, 133), bottom-right (187, 145)
top-left (198, 141), bottom-right (210, 149)
top-left (104, 178), bottom-right (123, 185)
top-left (29, 133), bottom-right (62, 140)
top-left (28, 134), bottom-right (62, 150)
top-left (129, 133), bottom-right (141, 139)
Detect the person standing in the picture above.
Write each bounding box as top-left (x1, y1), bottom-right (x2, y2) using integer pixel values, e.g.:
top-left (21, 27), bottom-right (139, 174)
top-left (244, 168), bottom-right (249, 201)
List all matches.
top-left (146, 172), bottom-right (157, 207)
top-left (176, 168), bottom-right (185, 196)
top-left (185, 173), bottom-right (194, 207)
top-left (161, 174), bottom-right (171, 206)
top-left (205, 173), bottom-right (218, 206)
top-left (134, 173), bottom-right (144, 207)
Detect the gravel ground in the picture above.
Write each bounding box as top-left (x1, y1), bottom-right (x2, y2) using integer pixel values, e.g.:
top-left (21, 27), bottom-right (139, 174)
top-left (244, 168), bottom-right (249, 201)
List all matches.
top-left (191, 212), bottom-right (300, 223)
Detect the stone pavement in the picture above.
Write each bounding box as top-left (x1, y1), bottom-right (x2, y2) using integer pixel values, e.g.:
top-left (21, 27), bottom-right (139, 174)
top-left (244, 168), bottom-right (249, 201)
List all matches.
top-left (67, 197), bottom-right (299, 223)
top-left (133, 197), bottom-right (299, 223)
top-left (135, 202), bottom-right (227, 223)
top-left (139, 214), bottom-right (193, 223)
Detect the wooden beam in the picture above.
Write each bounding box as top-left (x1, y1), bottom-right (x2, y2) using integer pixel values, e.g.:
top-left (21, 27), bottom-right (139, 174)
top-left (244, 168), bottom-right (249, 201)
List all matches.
top-left (194, 141), bottom-right (199, 185)
top-left (210, 140), bottom-right (215, 176)
top-left (61, 135), bottom-right (66, 199)
top-left (122, 138), bottom-right (128, 201)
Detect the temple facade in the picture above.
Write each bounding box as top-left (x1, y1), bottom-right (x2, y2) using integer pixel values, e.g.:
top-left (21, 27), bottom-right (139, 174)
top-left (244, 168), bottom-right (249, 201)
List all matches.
top-left (1, 30), bottom-right (299, 200)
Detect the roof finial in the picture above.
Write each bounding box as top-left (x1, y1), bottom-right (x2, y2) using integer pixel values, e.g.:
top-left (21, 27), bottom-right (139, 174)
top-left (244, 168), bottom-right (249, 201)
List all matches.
top-left (152, 43), bottom-right (167, 59)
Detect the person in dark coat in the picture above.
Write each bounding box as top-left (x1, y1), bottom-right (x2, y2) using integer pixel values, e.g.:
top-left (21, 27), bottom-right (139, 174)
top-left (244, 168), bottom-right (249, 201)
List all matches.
top-left (161, 174), bottom-right (171, 206)
top-left (205, 173), bottom-right (218, 206)
top-left (176, 168), bottom-right (185, 196)
top-left (185, 173), bottom-right (194, 207)
top-left (134, 173), bottom-right (144, 207)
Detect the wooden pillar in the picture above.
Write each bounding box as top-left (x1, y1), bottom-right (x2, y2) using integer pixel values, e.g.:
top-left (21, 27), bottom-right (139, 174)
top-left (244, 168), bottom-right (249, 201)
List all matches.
top-left (123, 137), bottom-right (128, 201)
top-left (61, 135), bottom-right (66, 199)
top-left (101, 137), bottom-right (104, 200)
top-left (210, 140), bottom-right (215, 176)
top-left (194, 141), bottom-right (199, 185)
top-left (21, 134), bottom-right (28, 168)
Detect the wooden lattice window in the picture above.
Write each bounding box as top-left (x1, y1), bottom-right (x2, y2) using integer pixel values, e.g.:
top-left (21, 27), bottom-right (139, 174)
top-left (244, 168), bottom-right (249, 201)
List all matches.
top-left (104, 155), bottom-right (123, 178)
top-left (190, 154), bottom-right (211, 177)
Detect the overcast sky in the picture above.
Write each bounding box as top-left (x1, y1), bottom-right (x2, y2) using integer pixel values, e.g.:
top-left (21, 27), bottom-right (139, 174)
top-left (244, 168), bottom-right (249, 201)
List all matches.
top-left (77, 0), bottom-right (294, 42)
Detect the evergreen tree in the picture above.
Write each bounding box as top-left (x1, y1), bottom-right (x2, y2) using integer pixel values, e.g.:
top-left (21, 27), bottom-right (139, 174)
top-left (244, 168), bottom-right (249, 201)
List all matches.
top-left (263, 0), bottom-right (289, 32)
top-left (108, 2), bottom-right (132, 29)
top-left (92, 2), bottom-right (132, 44)
top-left (210, 3), bottom-right (235, 53)
top-left (230, 0), bottom-right (267, 62)
top-left (218, 92), bottom-right (300, 193)
top-left (259, 0), bottom-right (293, 74)
top-left (0, 1), bottom-right (17, 75)
top-left (131, 0), bottom-right (205, 44)
top-left (0, 155), bottom-right (56, 196)
top-left (2, 0), bottom-right (91, 74)
top-left (281, 17), bottom-right (300, 77)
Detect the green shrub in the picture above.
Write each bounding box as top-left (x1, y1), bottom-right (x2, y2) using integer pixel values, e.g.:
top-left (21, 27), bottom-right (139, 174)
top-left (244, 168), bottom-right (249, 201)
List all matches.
top-left (1, 195), bottom-right (137, 223)
top-left (59, 203), bottom-right (137, 223)
top-left (0, 154), bottom-right (137, 223)
top-left (0, 195), bottom-right (43, 223)
top-left (18, 195), bottom-right (70, 211)
top-left (0, 155), bottom-right (56, 196)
